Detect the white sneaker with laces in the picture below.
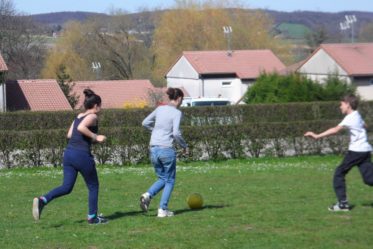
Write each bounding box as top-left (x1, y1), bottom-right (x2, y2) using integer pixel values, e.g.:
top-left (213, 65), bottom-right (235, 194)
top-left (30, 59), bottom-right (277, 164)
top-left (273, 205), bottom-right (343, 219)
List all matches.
top-left (140, 192), bottom-right (151, 212)
top-left (157, 208), bottom-right (174, 218)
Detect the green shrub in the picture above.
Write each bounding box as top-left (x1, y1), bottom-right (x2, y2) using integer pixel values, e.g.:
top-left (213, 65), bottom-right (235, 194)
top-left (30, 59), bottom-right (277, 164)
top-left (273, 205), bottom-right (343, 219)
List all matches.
top-left (322, 74), bottom-right (356, 100)
top-left (244, 72), bottom-right (356, 104)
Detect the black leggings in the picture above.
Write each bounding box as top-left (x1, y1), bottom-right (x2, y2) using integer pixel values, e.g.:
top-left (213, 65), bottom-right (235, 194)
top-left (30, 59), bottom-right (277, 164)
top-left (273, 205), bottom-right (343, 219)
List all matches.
top-left (334, 151), bottom-right (373, 202)
top-left (44, 148), bottom-right (99, 216)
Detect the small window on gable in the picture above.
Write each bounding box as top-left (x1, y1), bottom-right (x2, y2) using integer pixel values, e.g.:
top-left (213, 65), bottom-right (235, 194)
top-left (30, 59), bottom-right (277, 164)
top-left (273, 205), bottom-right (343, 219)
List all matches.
top-left (222, 81), bottom-right (231, 87)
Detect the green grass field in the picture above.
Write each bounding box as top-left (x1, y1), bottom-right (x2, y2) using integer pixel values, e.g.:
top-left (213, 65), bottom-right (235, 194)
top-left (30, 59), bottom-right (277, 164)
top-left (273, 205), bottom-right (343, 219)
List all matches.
top-left (1, 155), bottom-right (373, 249)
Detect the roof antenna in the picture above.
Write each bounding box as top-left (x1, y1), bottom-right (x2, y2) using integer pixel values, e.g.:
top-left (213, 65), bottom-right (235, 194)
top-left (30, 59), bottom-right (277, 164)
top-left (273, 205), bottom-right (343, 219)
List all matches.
top-left (223, 26), bottom-right (233, 56)
top-left (92, 61), bottom-right (101, 80)
top-left (340, 15), bottom-right (357, 43)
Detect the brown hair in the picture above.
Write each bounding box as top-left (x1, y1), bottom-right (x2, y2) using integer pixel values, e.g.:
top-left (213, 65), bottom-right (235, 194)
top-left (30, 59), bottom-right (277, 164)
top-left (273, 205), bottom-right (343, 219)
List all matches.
top-left (341, 94), bottom-right (358, 110)
top-left (83, 89), bottom-right (102, 110)
top-left (166, 87), bottom-right (184, 101)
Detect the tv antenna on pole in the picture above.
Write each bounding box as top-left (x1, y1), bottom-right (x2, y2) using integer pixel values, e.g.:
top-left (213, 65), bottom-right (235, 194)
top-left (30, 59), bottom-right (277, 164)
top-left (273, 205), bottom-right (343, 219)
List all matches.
top-left (223, 26), bottom-right (233, 56)
top-left (92, 62), bottom-right (101, 80)
top-left (340, 15), bottom-right (357, 43)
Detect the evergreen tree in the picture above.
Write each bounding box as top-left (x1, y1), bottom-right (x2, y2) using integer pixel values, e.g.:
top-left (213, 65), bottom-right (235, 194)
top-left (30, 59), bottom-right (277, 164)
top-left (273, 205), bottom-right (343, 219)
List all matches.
top-left (56, 64), bottom-right (79, 108)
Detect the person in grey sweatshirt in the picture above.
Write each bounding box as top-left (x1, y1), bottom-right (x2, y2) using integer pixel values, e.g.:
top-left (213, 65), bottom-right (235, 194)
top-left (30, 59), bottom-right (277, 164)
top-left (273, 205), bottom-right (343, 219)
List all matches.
top-left (140, 87), bottom-right (188, 217)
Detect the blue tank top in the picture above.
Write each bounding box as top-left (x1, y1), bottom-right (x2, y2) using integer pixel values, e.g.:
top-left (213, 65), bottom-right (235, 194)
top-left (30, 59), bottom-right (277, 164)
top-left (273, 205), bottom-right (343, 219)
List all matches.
top-left (67, 115), bottom-right (98, 152)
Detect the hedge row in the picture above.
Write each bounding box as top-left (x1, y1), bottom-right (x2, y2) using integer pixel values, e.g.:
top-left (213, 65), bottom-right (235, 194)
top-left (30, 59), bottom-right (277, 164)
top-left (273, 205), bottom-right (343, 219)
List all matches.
top-left (4, 101), bottom-right (373, 130)
top-left (1, 120), bottom-right (369, 168)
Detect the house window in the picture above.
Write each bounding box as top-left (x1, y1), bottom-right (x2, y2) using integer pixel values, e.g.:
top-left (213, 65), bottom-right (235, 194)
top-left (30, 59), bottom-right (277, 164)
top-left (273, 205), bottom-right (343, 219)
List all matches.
top-left (370, 79), bottom-right (373, 85)
top-left (222, 81), bottom-right (231, 87)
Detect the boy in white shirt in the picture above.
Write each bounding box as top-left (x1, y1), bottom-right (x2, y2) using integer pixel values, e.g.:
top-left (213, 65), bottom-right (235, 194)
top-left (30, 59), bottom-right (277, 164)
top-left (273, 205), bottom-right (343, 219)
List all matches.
top-left (304, 94), bottom-right (373, 211)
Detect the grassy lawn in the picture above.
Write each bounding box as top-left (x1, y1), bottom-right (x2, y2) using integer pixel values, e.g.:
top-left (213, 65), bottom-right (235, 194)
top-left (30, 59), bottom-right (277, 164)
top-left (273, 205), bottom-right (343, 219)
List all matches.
top-left (1, 155), bottom-right (373, 249)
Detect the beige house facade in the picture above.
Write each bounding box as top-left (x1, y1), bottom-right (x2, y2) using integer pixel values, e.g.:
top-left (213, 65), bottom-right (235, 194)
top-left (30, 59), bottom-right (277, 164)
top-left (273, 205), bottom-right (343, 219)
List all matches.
top-left (297, 43), bottom-right (373, 100)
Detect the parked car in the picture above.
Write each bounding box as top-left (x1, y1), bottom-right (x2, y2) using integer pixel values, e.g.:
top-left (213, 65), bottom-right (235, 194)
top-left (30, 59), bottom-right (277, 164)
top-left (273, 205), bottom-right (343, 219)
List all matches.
top-left (181, 97), bottom-right (231, 107)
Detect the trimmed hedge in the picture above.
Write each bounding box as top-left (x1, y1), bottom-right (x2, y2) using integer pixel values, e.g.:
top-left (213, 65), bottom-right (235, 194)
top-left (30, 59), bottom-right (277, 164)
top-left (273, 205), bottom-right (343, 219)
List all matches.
top-left (2, 101), bottom-right (373, 130)
top-left (1, 101), bottom-right (373, 168)
top-left (4, 101), bottom-right (373, 130)
top-left (2, 120), bottom-right (371, 168)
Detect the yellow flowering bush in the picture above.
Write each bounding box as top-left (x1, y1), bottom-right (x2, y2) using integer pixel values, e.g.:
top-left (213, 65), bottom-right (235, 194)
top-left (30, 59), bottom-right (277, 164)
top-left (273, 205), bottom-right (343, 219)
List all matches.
top-left (123, 99), bottom-right (148, 109)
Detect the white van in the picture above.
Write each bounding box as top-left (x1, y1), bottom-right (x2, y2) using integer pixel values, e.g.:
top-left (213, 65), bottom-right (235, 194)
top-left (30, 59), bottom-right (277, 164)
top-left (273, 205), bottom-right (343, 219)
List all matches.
top-left (181, 97), bottom-right (231, 107)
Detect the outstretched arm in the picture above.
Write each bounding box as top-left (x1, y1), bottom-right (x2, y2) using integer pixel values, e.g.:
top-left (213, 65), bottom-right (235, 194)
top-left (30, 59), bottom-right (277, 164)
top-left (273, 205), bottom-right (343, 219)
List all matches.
top-left (304, 125), bottom-right (344, 140)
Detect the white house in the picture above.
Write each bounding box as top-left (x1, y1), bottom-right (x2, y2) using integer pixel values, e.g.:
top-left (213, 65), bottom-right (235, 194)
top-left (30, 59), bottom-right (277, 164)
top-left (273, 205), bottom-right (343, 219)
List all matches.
top-left (297, 43), bottom-right (373, 100)
top-left (166, 50), bottom-right (286, 104)
top-left (0, 53), bottom-right (8, 112)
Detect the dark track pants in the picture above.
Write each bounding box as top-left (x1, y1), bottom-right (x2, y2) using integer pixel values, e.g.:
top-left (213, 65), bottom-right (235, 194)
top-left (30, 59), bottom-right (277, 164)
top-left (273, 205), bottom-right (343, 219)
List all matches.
top-left (44, 148), bottom-right (99, 215)
top-left (334, 151), bottom-right (373, 202)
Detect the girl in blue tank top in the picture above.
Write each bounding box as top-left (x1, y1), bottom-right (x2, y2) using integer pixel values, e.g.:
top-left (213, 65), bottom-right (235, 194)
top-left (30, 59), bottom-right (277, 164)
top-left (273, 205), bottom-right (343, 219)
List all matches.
top-left (32, 89), bottom-right (108, 224)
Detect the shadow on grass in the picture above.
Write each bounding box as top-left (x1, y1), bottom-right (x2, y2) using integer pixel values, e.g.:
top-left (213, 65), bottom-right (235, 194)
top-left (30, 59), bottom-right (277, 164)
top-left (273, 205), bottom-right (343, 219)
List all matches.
top-left (73, 204), bottom-right (228, 223)
top-left (361, 202), bottom-right (373, 208)
top-left (105, 210), bottom-right (145, 220)
top-left (74, 210), bottom-right (144, 223)
top-left (175, 204), bottom-right (228, 215)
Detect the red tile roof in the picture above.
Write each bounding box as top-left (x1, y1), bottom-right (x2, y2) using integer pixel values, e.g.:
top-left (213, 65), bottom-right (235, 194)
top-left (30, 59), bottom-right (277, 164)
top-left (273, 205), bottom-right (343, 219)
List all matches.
top-left (0, 53), bottom-right (8, 72)
top-left (6, 79), bottom-right (72, 111)
top-left (71, 80), bottom-right (155, 109)
top-left (301, 43), bottom-right (373, 76)
top-left (181, 50), bottom-right (286, 79)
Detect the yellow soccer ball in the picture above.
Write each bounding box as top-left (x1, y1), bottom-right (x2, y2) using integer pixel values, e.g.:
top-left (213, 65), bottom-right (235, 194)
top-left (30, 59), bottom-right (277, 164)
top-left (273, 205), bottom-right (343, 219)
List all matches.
top-left (187, 193), bottom-right (203, 209)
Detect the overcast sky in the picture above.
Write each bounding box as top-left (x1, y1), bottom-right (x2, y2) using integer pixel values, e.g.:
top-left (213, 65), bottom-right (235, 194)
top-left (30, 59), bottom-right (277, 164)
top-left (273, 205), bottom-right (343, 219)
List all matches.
top-left (12, 0), bottom-right (373, 15)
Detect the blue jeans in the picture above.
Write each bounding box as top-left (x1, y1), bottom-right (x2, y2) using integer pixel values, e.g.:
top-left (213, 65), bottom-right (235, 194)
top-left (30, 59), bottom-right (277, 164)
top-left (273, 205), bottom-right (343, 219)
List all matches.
top-left (147, 146), bottom-right (176, 210)
top-left (44, 148), bottom-right (99, 216)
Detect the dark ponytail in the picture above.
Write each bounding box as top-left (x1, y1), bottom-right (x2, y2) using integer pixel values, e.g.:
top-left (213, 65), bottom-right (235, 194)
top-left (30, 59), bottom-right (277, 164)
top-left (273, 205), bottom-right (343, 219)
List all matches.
top-left (166, 87), bottom-right (184, 101)
top-left (83, 89), bottom-right (101, 110)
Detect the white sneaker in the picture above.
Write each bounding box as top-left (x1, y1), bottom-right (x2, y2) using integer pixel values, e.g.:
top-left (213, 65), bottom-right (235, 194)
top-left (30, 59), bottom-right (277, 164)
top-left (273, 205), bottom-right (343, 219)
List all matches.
top-left (140, 192), bottom-right (151, 212)
top-left (157, 208), bottom-right (174, 218)
top-left (328, 202), bottom-right (350, 212)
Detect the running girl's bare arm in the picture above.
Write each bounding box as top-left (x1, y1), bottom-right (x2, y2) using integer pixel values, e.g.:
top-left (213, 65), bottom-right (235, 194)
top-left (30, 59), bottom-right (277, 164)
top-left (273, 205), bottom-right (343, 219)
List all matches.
top-left (77, 114), bottom-right (106, 142)
top-left (67, 121), bottom-right (74, 138)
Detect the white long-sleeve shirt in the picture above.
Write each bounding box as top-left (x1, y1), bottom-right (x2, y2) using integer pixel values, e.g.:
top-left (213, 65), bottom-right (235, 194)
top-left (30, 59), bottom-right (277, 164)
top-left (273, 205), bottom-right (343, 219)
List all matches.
top-left (142, 105), bottom-right (187, 148)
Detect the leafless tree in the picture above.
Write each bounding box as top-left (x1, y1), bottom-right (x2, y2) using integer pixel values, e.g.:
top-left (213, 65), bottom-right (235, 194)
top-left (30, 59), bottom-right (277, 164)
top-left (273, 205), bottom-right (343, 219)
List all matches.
top-left (0, 0), bottom-right (47, 79)
top-left (147, 88), bottom-right (165, 107)
top-left (89, 15), bottom-right (152, 80)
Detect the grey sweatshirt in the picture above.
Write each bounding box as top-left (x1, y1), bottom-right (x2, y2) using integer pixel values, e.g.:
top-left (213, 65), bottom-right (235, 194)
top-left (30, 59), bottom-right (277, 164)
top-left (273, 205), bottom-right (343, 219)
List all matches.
top-left (142, 105), bottom-right (187, 148)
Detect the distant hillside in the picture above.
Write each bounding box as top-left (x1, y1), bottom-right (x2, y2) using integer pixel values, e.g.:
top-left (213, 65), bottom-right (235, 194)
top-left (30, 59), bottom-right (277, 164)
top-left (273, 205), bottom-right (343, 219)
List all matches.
top-left (31, 11), bottom-right (109, 26)
top-left (29, 9), bottom-right (373, 39)
top-left (267, 10), bottom-right (373, 37)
